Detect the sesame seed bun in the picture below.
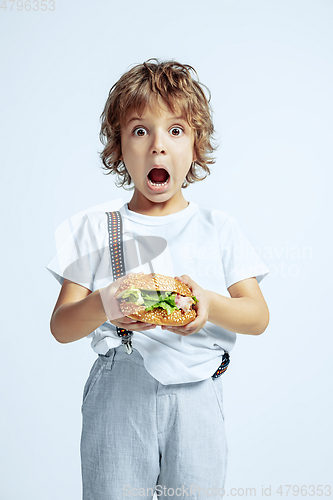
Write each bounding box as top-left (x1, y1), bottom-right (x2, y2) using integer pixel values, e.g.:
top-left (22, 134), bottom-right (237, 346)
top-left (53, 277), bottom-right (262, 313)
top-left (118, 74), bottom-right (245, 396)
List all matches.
top-left (115, 273), bottom-right (197, 326)
top-left (119, 301), bottom-right (196, 326)
top-left (115, 273), bottom-right (193, 299)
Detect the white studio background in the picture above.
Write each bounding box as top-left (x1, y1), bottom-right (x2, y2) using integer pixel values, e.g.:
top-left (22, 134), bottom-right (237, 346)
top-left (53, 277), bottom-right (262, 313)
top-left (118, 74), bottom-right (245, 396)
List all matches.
top-left (1, 1), bottom-right (332, 499)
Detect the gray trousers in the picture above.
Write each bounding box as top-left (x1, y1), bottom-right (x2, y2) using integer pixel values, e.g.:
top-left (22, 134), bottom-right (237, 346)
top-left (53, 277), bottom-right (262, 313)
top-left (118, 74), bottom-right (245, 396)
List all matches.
top-left (80, 346), bottom-right (228, 499)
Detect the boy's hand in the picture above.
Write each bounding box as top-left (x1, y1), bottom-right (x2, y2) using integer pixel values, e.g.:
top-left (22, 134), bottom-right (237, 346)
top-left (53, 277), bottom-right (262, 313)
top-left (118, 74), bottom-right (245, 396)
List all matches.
top-left (99, 273), bottom-right (156, 331)
top-left (161, 275), bottom-right (209, 336)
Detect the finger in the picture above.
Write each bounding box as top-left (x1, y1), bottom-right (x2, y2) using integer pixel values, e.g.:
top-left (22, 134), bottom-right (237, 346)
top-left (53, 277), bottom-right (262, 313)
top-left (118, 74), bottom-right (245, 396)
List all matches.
top-left (176, 321), bottom-right (198, 335)
top-left (136, 324), bottom-right (156, 330)
top-left (171, 329), bottom-right (190, 336)
top-left (128, 319), bottom-right (156, 326)
top-left (184, 319), bottom-right (198, 330)
top-left (116, 322), bottom-right (156, 331)
top-left (122, 318), bottom-right (151, 326)
top-left (175, 276), bottom-right (194, 292)
top-left (175, 276), bottom-right (187, 284)
top-left (161, 326), bottom-right (186, 335)
top-left (126, 318), bottom-right (156, 325)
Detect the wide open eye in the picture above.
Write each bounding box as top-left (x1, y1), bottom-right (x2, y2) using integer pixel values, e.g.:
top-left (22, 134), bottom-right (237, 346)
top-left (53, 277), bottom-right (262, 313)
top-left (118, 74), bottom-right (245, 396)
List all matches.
top-left (169, 127), bottom-right (184, 137)
top-left (133, 127), bottom-right (147, 137)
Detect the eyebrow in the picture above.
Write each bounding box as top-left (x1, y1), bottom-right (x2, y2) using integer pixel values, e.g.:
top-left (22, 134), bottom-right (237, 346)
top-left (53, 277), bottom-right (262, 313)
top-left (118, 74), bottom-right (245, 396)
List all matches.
top-left (126, 116), bottom-right (186, 126)
top-left (126, 116), bottom-right (143, 125)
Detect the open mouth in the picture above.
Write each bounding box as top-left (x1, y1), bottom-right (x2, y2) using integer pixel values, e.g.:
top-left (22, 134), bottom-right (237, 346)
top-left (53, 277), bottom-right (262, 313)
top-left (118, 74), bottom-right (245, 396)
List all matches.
top-left (147, 168), bottom-right (170, 188)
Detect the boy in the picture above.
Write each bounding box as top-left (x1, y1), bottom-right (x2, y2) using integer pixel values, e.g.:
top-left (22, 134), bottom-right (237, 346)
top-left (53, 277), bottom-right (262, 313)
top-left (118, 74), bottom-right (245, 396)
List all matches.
top-left (47, 59), bottom-right (269, 499)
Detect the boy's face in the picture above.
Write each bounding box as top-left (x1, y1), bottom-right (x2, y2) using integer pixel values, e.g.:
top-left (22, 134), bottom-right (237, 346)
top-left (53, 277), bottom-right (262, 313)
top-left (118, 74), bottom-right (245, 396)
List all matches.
top-left (120, 98), bottom-right (196, 214)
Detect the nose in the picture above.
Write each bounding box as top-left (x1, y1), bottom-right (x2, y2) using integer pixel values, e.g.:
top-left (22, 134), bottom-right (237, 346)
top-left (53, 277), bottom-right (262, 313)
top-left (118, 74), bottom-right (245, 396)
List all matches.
top-left (150, 130), bottom-right (166, 155)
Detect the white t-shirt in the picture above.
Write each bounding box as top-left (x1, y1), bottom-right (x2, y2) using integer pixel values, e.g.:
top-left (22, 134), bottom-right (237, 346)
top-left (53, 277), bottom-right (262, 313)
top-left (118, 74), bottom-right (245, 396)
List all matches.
top-left (46, 201), bottom-right (269, 385)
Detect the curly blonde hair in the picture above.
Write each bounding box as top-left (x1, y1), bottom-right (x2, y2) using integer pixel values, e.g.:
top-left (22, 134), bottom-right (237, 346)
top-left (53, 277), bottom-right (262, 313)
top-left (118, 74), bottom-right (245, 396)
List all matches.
top-left (99, 59), bottom-right (216, 189)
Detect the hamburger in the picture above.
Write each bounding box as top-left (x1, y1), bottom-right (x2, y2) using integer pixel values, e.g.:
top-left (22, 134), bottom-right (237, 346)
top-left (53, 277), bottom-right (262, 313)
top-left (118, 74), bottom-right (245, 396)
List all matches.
top-left (115, 273), bottom-right (198, 326)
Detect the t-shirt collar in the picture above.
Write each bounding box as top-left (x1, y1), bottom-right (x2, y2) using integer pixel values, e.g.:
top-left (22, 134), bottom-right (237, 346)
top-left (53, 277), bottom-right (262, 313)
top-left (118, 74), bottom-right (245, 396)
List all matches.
top-left (119, 201), bottom-right (198, 226)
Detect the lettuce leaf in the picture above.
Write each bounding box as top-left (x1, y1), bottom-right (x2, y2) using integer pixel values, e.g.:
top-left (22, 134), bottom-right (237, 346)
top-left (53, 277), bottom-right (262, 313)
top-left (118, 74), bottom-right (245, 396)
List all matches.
top-left (121, 287), bottom-right (198, 315)
top-left (144, 291), bottom-right (178, 315)
top-left (121, 288), bottom-right (144, 305)
top-left (145, 300), bottom-right (178, 315)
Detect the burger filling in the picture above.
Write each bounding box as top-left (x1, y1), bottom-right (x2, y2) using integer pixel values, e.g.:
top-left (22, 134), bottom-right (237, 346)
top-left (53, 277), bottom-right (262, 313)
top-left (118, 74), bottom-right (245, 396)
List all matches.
top-left (121, 288), bottom-right (198, 316)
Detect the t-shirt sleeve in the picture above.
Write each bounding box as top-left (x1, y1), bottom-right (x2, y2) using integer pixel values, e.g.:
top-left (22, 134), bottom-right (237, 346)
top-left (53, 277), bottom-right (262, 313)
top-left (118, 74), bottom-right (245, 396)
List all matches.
top-left (46, 213), bottom-right (103, 291)
top-left (219, 216), bottom-right (269, 289)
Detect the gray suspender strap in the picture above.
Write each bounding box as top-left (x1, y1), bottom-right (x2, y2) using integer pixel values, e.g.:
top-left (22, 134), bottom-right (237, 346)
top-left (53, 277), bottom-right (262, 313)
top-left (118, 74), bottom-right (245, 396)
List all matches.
top-left (106, 211), bottom-right (133, 355)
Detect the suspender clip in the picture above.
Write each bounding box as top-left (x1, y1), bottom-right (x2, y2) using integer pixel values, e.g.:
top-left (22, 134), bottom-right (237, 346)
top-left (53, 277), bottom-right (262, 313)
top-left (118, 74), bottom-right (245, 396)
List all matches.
top-left (122, 338), bottom-right (133, 355)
